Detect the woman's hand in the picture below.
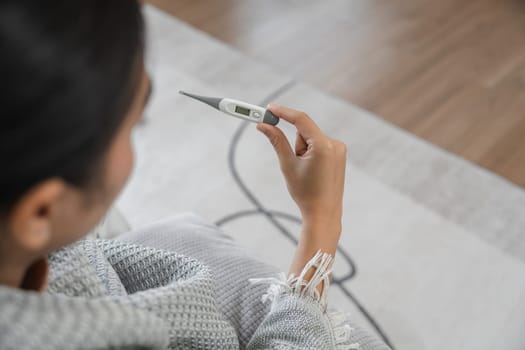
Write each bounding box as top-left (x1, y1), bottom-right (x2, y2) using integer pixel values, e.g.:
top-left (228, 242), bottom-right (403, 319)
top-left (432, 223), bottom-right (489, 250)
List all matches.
top-left (256, 104), bottom-right (347, 238)
top-left (256, 104), bottom-right (347, 292)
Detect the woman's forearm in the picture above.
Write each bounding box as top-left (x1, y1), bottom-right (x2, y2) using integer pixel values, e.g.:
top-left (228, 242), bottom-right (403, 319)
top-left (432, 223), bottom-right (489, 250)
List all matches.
top-left (288, 219), bottom-right (341, 295)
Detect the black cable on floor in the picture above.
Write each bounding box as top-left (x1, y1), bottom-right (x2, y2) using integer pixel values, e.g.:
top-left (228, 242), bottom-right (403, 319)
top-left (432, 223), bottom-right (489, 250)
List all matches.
top-left (215, 81), bottom-right (395, 349)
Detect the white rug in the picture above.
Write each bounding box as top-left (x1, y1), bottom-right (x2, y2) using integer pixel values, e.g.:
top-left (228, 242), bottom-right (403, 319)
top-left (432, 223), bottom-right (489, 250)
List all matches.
top-left (116, 6), bottom-right (525, 350)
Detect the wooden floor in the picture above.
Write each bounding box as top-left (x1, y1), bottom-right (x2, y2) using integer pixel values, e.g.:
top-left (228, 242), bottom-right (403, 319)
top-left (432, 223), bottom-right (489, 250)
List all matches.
top-left (146, 0), bottom-right (525, 187)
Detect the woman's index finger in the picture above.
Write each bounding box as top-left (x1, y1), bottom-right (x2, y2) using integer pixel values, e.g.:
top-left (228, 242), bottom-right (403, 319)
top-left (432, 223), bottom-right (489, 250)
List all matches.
top-left (267, 104), bottom-right (321, 139)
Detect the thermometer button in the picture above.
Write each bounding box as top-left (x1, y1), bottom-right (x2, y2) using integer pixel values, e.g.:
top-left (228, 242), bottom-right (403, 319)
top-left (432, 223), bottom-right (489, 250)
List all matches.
top-left (253, 112), bottom-right (261, 118)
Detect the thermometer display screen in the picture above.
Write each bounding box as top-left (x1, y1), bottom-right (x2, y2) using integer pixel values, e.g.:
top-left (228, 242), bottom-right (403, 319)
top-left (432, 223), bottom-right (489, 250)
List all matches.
top-left (235, 105), bottom-right (251, 116)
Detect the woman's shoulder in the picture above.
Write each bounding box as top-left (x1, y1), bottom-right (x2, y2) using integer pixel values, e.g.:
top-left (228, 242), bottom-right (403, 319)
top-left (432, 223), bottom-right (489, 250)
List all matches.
top-left (0, 281), bottom-right (169, 350)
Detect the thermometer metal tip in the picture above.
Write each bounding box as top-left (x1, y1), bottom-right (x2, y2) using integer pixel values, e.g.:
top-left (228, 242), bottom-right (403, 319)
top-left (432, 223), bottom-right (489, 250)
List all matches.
top-left (179, 90), bottom-right (279, 125)
top-left (178, 90), bottom-right (222, 110)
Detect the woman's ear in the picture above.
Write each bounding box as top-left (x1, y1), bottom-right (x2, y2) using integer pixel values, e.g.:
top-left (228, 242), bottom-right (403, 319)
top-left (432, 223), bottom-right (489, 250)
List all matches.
top-left (7, 178), bottom-right (66, 253)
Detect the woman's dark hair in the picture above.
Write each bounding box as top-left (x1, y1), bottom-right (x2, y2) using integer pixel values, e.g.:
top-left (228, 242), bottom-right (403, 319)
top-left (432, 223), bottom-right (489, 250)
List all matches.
top-left (0, 0), bottom-right (144, 212)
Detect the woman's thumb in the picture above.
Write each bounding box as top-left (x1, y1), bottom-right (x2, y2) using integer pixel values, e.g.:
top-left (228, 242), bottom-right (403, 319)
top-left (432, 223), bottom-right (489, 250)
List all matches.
top-left (256, 123), bottom-right (293, 164)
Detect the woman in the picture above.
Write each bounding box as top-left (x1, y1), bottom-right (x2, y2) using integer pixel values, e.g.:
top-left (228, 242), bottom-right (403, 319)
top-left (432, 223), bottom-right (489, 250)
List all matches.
top-left (0, 1), bottom-right (383, 349)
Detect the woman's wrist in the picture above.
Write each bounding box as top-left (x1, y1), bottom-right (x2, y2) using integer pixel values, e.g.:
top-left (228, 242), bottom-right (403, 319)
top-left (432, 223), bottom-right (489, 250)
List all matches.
top-left (302, 213), bottom-right (342, 244)
top-left (301, 205), bottom-right (342, 229)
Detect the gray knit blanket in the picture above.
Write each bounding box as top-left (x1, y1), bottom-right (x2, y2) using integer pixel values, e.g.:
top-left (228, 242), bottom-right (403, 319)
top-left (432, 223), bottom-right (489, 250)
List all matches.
top-left (0, 212), bottom-right (390, 349)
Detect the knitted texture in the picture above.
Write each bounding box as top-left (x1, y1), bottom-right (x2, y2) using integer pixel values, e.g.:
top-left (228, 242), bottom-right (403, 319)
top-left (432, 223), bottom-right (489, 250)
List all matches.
top-left (0, 212), bottom-right (391, 350)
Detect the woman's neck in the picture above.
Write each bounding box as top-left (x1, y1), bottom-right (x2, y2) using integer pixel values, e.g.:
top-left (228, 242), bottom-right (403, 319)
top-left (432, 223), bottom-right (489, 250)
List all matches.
top-left (0, 257), bottom-right (48, 291)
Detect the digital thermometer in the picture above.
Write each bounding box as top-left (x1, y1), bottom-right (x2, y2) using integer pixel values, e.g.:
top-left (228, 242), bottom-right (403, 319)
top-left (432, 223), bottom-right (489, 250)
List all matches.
top-left (179, 90), bottom-right (279, 125)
